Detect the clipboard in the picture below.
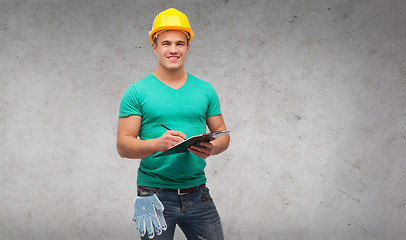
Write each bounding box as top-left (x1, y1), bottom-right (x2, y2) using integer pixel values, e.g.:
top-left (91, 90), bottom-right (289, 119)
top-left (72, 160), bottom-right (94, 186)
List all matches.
top-left (153, 130), bottom-right (230, 158)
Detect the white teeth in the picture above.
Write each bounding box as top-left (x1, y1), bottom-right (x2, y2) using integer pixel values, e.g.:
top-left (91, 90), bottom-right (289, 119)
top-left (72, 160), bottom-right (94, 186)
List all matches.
top-left (168, 57), bottom-right (179, 59)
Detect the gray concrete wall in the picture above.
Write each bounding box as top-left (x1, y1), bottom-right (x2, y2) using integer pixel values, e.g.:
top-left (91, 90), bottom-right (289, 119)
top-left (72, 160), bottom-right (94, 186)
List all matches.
top-left (1, 0), bottom-right (405, 239)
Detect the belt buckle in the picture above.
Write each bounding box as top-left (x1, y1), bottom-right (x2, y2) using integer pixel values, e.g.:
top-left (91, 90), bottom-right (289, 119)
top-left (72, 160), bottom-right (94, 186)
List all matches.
top-left (178, 188), bottom-right (188, 196)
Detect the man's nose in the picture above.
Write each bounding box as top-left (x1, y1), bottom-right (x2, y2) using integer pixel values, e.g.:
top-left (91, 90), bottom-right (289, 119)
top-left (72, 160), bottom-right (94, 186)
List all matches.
top-left (169, 43), bottom-right (177, 52)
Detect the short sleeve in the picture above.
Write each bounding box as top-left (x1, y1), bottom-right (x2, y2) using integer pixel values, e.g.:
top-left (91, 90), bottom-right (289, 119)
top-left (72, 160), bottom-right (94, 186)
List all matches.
top-left (119, 85), bottom-right (142, 117)
top-left (206, 84), bottom-right (221, 117)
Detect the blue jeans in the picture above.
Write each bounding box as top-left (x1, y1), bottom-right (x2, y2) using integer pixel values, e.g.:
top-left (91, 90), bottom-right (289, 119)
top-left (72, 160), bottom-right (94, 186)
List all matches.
top-left (137, 185), bottom-right (224, 240)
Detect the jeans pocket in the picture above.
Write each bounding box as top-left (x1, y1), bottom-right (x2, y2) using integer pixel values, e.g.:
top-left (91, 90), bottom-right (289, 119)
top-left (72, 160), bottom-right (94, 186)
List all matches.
top-left (137, 186), bottom-right (157, 197)
top-left (200, 186), bottom-right (213, 202)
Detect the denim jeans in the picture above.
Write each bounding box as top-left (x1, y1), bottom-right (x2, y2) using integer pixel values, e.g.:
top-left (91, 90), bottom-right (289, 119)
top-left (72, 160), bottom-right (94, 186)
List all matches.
top-left (137, 185), bottom-right (224, 240)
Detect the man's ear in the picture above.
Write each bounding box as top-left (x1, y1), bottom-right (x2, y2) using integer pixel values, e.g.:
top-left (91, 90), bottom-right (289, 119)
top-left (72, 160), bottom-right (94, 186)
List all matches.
top-left (152, 43), bottom-right (157, 55)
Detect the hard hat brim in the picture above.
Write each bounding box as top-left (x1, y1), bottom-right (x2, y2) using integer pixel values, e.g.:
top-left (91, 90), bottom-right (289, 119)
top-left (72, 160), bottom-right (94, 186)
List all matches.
top-left (149, 26), bottom-right (194, 44)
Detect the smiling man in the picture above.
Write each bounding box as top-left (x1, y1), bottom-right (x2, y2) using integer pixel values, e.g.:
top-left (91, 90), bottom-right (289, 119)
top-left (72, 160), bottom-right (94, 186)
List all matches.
top-left (117, 8), bottom-right (230, 240)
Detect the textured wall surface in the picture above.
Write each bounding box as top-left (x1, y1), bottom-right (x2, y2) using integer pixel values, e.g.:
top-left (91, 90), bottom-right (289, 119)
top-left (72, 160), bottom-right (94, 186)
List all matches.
top-left (1, 0), bottom-right (405, 239)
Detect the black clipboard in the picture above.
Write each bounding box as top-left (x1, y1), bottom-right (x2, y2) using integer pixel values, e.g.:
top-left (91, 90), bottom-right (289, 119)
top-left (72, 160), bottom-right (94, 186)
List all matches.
top-left (153, 130), bottom-right (230, 158)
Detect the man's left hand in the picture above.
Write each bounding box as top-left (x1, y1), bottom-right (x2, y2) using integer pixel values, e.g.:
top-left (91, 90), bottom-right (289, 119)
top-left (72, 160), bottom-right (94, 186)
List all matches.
top-left (188, 142), bottom-right (214, 159)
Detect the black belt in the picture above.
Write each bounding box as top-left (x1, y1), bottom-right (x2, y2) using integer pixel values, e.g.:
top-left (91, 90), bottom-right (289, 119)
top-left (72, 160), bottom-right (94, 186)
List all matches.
top-left (139, 184), bottom-right (205, 196)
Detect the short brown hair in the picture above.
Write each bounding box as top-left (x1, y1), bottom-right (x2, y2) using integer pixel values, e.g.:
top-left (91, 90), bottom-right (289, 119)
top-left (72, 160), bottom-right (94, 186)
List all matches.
top-left (153, 31), bottom-right (190, 46)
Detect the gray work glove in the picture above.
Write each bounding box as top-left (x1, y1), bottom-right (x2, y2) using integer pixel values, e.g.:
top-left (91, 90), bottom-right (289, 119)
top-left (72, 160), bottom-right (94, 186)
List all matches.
top-left (132, 194), bottom-right (167, 239)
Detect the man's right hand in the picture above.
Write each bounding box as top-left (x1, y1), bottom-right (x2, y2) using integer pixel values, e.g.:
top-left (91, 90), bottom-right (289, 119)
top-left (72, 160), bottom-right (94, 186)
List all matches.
top-left (117, 115), bottom-right (187, 159)
top-left (156, 130), bottom-right (186, 152)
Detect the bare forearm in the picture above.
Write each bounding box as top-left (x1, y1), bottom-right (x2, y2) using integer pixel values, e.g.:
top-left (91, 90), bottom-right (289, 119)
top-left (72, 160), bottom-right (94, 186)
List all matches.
top-left (211, 134), bottom-right (230, 155)
top-left (117, 135), bottom-right (159, 159)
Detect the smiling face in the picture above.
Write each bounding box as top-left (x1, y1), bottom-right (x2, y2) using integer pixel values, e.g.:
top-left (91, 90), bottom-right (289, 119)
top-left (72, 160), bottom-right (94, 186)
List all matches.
top-left (152, 30), bottom-right (190, 73)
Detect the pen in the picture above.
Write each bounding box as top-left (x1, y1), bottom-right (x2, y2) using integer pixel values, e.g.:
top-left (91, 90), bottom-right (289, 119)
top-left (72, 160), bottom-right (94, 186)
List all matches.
top-left (161, 124), bottom-right (187, 140)
top-left (160, 124), bottom-right (171, 131)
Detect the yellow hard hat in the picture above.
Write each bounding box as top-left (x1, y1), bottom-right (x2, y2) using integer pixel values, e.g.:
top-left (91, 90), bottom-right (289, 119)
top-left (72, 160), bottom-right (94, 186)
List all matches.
top-left (149, 8), bottom-right (194, 44)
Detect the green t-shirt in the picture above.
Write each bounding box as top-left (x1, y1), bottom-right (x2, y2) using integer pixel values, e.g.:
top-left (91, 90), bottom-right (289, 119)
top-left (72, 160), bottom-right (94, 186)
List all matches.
top-left (119, 73), bottom-right (221, 188)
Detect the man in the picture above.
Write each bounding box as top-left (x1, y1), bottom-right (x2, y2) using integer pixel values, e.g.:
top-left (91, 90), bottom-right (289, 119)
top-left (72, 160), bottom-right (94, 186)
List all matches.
top-left (117, 8), bottom-right (230, 239)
